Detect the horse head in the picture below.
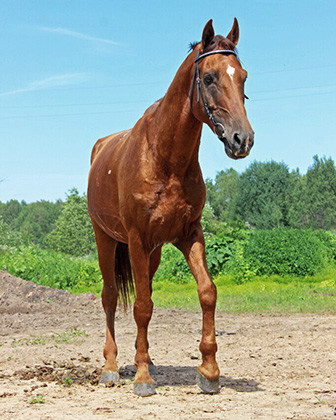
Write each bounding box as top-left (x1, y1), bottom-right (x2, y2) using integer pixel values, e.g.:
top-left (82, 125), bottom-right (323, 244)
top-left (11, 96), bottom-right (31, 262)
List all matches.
top-left (190, 19), bottom-right (254, 160)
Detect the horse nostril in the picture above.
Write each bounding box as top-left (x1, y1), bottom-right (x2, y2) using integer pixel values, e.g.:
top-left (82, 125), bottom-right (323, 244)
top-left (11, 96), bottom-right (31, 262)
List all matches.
top-left (233, 133), bottom-right (242, 146)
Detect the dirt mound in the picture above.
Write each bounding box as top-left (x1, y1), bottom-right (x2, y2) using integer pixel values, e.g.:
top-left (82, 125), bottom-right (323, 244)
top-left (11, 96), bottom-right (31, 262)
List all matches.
top-left (0, 270), bottom-right (98, 314)
top-left (0, 270), bottom-right (102, 336)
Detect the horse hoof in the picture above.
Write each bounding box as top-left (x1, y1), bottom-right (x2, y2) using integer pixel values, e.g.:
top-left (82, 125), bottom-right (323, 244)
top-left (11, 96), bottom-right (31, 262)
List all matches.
top-left (149, 363), bottom-right (158, 375)
top-left (196, 371), bottom-right (220, 394)
top-left (133, 382), bottom-right (156, 397)
top-left (100, 370), bottom-right (120, 384)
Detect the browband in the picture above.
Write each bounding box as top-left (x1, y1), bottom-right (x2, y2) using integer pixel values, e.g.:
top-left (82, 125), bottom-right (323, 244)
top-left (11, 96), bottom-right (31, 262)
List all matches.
top-left (194, 49), bottom-right (237, 63)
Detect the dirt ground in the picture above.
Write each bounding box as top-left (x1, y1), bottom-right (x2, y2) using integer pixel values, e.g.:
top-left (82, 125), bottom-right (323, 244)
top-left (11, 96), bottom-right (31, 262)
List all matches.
top-left (0, 270), bottom-right (335, 419)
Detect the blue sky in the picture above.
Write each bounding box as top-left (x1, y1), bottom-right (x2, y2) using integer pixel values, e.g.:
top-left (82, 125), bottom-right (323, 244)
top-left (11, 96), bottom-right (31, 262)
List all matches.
top-left (1, 0), bottom-right (336, 202)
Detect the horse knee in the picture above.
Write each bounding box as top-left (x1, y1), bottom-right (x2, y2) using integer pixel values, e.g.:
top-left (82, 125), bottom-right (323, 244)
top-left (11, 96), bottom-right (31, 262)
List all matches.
top-left (198, 282), bottom-right (217, 310)
top-left (133, 298), bottom-right (154, 326)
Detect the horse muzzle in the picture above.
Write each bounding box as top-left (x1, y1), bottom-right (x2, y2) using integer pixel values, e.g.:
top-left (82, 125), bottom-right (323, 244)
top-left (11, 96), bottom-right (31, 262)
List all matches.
top-left (221, 130), bottom-right (254, 160)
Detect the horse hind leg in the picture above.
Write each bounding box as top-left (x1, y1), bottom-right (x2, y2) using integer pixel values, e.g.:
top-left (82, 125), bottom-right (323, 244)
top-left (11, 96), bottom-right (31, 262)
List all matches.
top-left (134, 245), bottom-right (162, 376)
top-left (128, 231), bottom-right (157, 396)
top-left (91, 220), bottom-right (119, 384)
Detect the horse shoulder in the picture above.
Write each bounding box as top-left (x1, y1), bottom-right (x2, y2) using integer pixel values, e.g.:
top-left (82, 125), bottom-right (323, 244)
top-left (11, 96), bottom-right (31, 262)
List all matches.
top-left (90, 130), bottom-right (130, 165)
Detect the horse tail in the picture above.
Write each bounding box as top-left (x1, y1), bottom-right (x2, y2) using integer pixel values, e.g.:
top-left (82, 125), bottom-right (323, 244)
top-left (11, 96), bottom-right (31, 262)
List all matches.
top-left (114, 242), bottom-right (134, 310)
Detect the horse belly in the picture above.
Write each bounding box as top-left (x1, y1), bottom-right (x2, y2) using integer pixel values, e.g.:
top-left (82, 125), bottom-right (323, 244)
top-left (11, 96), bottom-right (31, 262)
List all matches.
top-left (90, 210), bottom-right (128, 243)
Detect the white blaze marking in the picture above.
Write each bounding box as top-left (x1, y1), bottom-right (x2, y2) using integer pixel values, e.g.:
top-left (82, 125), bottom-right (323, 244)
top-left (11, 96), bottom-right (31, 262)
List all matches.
top-left (108, 170), bottom-right (111, 175)
top-left (226, 64), bottom-right (235, 79)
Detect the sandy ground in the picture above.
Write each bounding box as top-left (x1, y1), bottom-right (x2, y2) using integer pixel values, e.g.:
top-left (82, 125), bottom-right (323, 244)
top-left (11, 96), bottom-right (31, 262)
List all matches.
top-left (0, 270), bottom-right (335, 419)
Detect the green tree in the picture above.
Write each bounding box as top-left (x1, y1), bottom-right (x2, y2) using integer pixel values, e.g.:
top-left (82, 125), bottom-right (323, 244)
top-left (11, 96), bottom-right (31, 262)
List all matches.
top-left (0, 199), bottom-right (23, 227)
top-left (205, 178), bottom-right (216, 208)
top-left (15, 200), bottom-right (63, 246)
top-left (201, 202), bottom-right (218, 236)
top-left (305, 155), bottom-right (336, 229)
top-left (48, 189), bottom-right (95, 256)
top-left (232, 161), bottom-right (293, 229)
top-left (0, 218), bottom-right (25, 247)
top-left (205, 168), bottom-right (239, 221)
top-left (288, 156), bottom-right (336, 229)
top-left (287, 170), bottom-right (309, 228)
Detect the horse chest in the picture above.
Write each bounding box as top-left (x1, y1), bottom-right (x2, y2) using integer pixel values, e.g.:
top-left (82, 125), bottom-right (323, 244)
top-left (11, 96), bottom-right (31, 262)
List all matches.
top-left (142, 181), bottom-right (203, 240)
top-left (153, 196), bottom-right (193, 223)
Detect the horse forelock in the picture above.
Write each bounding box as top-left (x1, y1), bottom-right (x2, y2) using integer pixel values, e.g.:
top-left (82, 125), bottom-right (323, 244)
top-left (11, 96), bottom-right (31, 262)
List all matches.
top-left (188, 35), bottom-right (236, 53)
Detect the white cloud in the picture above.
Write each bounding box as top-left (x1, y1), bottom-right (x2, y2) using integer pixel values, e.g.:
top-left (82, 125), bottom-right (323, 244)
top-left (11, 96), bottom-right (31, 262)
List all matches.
top-left (0, 73), bottom-right (90, 96)
top-left (39, 26), bottom-right (121, 46)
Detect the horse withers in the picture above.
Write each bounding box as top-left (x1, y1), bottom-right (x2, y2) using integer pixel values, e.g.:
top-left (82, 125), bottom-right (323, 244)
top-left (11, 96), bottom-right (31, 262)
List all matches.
top-left (87, 18), bottom-right (254, 396)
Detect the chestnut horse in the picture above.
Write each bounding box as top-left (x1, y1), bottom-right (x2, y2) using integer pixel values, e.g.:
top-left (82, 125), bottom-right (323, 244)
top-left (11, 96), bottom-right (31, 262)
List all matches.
top-left (88, 19), bottom-right (254, 396)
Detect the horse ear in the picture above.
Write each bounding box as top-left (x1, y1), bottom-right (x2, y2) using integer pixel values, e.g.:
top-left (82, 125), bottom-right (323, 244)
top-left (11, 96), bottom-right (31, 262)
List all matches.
top-left (201, 19), bottom-right (215, 50)
top-left (226, 17), bottom-right (239, 46)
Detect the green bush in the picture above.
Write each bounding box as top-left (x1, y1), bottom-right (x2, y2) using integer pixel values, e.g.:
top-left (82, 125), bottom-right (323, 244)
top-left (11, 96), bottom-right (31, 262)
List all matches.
top-left (154, 231), bottom-right (236, 283)
top-left (243, 228), bottom-right (334, 276)
top-left (205, 233), bottom-right (234, 275)
top-left (0, 246), bottom-right (102, 292)
top-left (312, 229), bottom-right (336, 260)
top-left (154, 244), bottom-right (190, 284)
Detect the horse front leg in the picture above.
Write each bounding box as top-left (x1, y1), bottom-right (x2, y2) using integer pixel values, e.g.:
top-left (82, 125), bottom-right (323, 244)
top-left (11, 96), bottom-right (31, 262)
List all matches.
top-left (177, 224), bottom-right (220, 393)
top-left (128, 230), bottom-right (156, 396)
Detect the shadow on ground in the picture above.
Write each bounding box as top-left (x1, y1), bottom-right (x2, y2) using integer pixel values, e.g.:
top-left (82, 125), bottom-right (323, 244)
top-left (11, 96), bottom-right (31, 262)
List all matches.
top-left (119, 364), bottom-right (263, 392)
top-left (13, 361), bottom-right (263, 393)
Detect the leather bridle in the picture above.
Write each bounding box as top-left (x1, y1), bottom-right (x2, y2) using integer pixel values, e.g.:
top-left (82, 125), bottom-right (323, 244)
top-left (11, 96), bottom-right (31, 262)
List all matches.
top-left (189, 49), bottom-right (237, 141)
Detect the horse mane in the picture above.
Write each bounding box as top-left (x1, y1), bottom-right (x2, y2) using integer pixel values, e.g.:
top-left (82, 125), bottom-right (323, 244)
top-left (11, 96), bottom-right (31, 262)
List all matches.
top-left (189, 41), bottom-right (199, 51)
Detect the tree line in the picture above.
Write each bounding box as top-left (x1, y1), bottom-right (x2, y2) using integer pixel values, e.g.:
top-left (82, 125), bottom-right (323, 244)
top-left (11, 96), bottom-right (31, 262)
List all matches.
top-left (1, 155), bottom-right (335, 257)
top-left (205, 155), bottom-right (336, 230)
top-left (0, 188), bottom-right (95, 255)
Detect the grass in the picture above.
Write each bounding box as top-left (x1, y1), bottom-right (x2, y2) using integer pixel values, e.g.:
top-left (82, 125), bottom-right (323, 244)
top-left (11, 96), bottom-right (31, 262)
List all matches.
top-left (10, 328), bottom-right (88, 347)
top-left (52, 327), bottom-right (88, 345)
top-left (11, 335), bottom-right (46, 346)
top-left (63, 377), bottom-right (72, 387)
top-left (1, 244), bottom-right (335, 313)
top-left (152, 271), bottom-right (336, 313)
top-left (29, 395), bottom-right (45, 404)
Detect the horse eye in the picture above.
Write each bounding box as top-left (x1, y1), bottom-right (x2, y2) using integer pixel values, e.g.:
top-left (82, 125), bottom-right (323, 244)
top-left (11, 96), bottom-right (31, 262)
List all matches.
top-left (204, 74), bottom-right (214, 86)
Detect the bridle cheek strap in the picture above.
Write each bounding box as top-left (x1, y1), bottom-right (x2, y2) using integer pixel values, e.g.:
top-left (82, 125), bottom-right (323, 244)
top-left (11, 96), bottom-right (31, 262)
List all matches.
top-left (190, 49), bottom-right (237, 140)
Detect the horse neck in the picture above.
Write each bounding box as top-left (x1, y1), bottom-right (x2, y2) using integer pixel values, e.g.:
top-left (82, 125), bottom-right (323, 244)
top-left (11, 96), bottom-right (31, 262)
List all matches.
top-left (147, 49), bottom-right (203, 176)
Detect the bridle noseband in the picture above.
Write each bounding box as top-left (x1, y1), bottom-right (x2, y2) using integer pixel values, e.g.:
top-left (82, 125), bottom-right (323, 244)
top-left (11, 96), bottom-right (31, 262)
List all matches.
top-left (189, 49), bottom-right (237, 141)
